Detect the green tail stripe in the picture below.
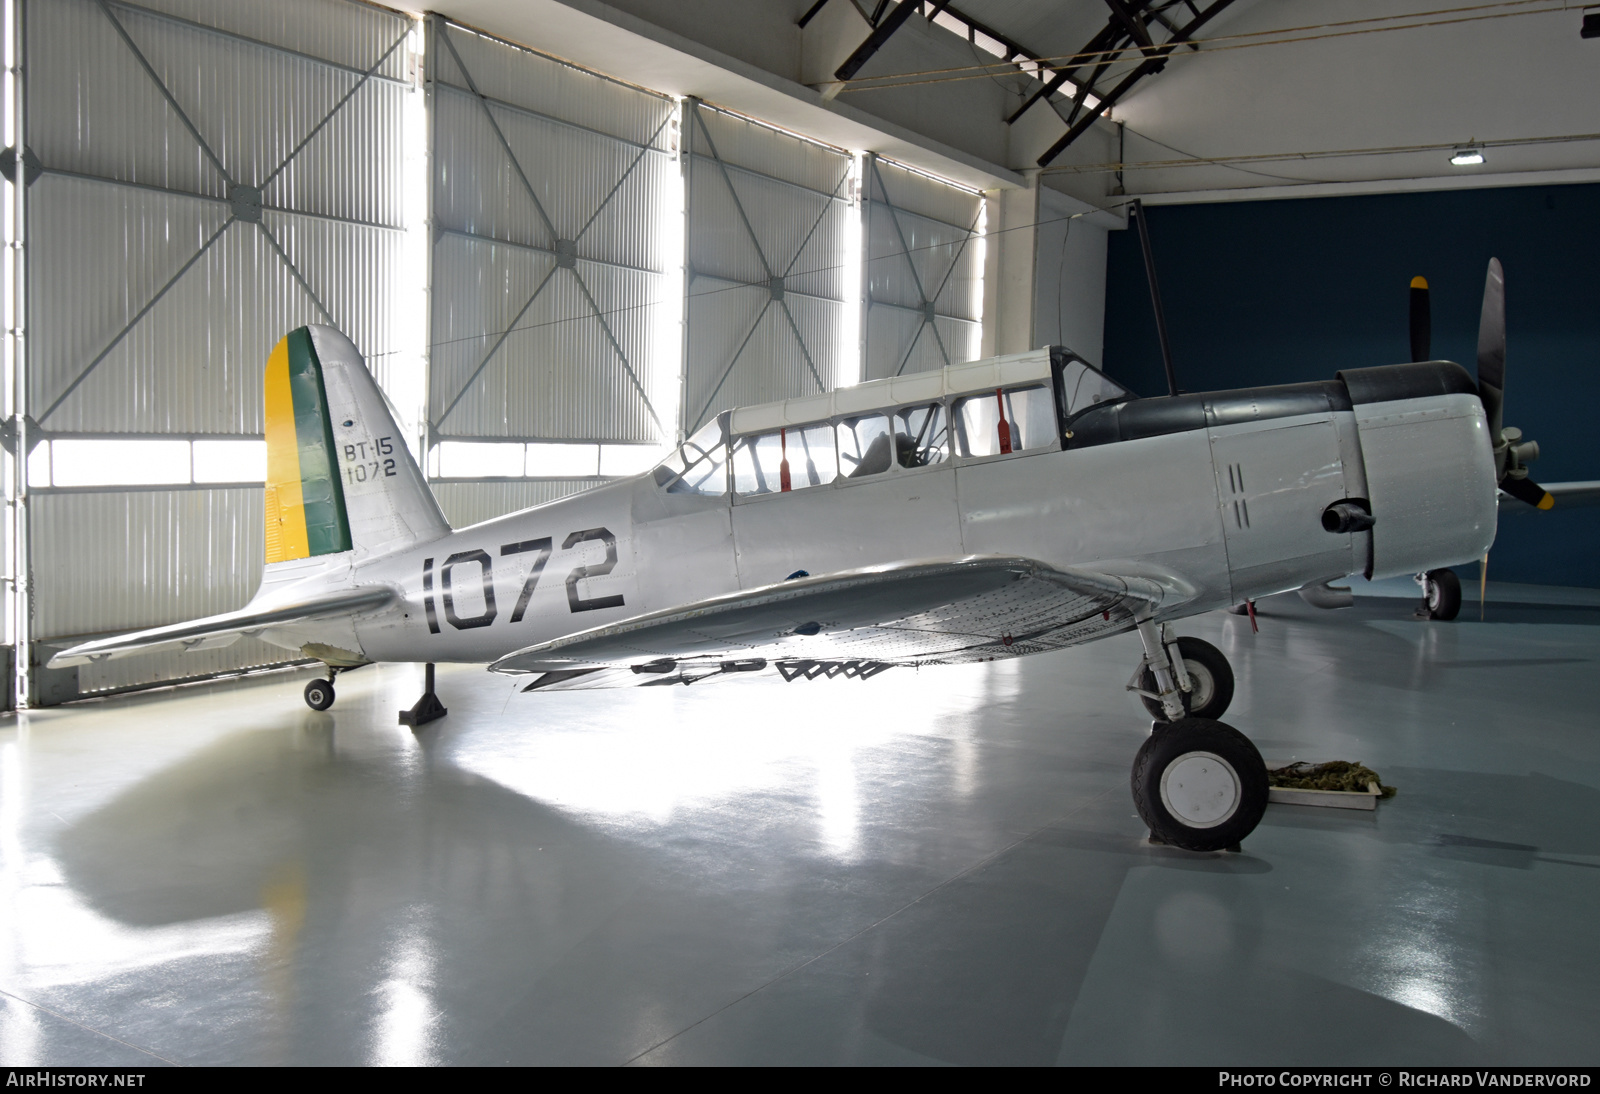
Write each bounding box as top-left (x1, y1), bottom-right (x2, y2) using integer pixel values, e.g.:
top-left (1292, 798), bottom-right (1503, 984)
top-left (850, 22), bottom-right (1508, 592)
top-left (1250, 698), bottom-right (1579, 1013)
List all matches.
top-left (285, 328), bottom-right (352, 557)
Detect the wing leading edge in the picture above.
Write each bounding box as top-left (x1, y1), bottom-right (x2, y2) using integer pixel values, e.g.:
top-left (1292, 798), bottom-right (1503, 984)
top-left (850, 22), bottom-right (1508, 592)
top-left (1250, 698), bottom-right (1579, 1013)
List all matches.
top-left (491, 556), bottom-right (1183, 689)
top-left (47, 586), bottom-right (398, 668)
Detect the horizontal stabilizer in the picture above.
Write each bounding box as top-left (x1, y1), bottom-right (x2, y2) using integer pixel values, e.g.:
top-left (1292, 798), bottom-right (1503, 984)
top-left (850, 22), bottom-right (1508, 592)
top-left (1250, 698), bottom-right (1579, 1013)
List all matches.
top-left (48, 587), bottom-right (397, 668)
top-left (490, 555), bottom-right (1173, 677)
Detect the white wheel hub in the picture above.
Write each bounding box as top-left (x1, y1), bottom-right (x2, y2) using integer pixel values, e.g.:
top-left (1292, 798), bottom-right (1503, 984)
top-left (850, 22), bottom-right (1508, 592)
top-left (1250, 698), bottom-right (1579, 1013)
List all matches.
top-left (1183, 660), bottom-right (1214, 710)
top-left (1159, 750), bottom-right (1241, 828)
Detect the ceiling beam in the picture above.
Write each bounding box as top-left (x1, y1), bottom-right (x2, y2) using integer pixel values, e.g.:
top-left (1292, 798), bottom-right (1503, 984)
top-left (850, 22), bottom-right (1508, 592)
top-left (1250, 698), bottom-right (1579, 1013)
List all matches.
top-left (1035, 0), bottom-right (1236, 167)
top-left (1004, 0), bottom-right (1160, 125)
top-left (835, 0), bottom-right (953, 82)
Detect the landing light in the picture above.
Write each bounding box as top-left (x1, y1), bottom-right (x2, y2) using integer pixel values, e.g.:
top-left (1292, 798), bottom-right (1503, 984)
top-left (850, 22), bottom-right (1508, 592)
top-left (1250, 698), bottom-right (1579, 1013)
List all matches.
top-left (1450, 146), bottom-right (1485, 167)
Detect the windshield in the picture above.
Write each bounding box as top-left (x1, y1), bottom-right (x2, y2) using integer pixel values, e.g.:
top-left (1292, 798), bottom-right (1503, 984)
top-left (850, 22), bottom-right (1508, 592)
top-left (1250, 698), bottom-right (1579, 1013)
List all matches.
top-left (1057, 358), bottom-right (1132, 417)
top-left (653, 418), bottom-right (729, 496)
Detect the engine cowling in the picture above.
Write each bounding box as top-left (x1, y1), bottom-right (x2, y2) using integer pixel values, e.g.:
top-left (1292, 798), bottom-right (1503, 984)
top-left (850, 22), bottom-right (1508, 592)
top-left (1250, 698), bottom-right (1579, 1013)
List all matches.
top-left (1338, 363), bottom-right (1498, 580)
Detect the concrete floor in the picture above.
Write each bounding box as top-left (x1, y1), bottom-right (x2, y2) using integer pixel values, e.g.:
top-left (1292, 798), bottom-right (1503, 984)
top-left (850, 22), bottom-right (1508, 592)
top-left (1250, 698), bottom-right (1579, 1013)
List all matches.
top-left (2, 582), bottom-right (1598, 1066)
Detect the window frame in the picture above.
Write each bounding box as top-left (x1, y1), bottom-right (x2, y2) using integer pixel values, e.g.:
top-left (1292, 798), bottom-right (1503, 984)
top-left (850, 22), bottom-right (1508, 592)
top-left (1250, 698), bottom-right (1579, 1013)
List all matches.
top-left (653, 412), bottom-right (732, 498)
top-left (948, 384), bottom-right (1063, 467)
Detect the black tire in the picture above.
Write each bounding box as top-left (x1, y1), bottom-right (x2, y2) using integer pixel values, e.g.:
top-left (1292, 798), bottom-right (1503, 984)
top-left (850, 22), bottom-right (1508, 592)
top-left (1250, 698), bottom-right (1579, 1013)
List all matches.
top-left (1421, 568), bottom-right (1461, 621)
top-left (304, 679), bottom-right (335, 711)
top-left (1139, 636), bottom-right (1235, 722)
top-left (1131, 718), bottom-right (1268, 852)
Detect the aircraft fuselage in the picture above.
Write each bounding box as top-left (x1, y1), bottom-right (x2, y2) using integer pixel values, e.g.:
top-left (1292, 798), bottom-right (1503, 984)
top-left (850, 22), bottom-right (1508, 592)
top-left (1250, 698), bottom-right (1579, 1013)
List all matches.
top-left (256, 359), bottom-right (1498, 669)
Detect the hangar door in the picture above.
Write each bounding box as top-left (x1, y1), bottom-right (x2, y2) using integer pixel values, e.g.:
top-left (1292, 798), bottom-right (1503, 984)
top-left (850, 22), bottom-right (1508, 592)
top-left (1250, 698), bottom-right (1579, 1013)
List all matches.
top-left (863, 154), bottom-right (983, 380)
top-left (21, 0), bottom-right (411, 702)
top-left (426, 18), bottom-right (678, 529)
top-left (683, 101), bottom-right (855, 432)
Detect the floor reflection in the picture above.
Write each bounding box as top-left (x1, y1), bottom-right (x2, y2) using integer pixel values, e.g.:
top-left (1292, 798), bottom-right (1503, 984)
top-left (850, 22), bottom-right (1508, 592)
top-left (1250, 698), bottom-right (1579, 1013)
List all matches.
top-left (35, 718), bottom-right (653, 1064)
top-left (2, 591), bottom-right (1597, 1065)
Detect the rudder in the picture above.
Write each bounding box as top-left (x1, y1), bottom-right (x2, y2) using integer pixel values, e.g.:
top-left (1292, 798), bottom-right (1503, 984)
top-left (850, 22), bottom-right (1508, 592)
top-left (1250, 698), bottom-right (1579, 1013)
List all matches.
top-left (264, 325), bottom-right (449, 565)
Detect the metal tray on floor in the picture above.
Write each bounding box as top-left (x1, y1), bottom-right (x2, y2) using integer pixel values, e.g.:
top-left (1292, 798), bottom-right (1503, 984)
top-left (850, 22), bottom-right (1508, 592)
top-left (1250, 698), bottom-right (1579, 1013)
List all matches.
top-left (1267, 783), bottom-right (1382, 810)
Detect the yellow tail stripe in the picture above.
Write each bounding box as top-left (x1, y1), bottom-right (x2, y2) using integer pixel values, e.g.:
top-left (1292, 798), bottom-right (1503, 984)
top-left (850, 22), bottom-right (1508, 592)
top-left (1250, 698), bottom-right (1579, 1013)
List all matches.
top-left (264, 336), bottom-right (311, 564)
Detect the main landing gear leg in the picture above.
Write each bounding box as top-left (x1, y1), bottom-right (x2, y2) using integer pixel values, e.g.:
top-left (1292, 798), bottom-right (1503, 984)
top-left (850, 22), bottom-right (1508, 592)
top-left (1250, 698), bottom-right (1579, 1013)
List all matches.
top-left (1133, 620), bottom-right (1189, 723)
top-left (1128, 621), bottom-right (1266, 853)
top-left (399, 662), bottom-right (448, 728)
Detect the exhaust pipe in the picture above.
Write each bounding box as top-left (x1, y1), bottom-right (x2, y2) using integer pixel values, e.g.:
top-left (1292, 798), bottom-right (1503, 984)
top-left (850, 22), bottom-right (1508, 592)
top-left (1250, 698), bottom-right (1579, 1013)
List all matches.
top-left (1322, 500), bottom-right (1376, 534)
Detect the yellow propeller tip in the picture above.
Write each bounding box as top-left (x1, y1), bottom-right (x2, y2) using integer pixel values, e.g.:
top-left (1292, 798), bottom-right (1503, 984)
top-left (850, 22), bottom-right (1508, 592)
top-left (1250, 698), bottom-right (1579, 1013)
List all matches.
top-left (1410, 276), bottom-right (1429, 289)
top-left (1537, 493), bottom-right (1555, 510)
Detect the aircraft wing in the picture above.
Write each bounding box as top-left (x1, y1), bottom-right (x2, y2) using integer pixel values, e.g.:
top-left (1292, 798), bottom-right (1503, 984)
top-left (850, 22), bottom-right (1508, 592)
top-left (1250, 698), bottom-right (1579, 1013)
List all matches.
top-left (47, 586), bottom-right (398, 668)
top-left (1499, 480), bottom-right (1600, 512)
top-left (490, 556), bottom-right (1181, 685)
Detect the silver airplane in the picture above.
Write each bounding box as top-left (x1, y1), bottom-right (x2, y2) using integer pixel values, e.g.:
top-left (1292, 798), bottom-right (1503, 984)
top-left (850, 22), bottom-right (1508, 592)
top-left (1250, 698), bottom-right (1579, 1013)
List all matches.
top-left (52, 264), bottom-right (1526, 853)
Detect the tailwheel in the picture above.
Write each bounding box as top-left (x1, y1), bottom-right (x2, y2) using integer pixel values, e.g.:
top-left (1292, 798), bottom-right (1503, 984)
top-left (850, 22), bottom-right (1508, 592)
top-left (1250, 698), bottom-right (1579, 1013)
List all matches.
top-left (1139, 636), bottom-right (1235, 722)
top-left (304, 678), bottom-right (336, 711)
top-left (1131, 718), bottom-right (1268, 853)
top-left (1416, 568), bottom-right (1461, 621)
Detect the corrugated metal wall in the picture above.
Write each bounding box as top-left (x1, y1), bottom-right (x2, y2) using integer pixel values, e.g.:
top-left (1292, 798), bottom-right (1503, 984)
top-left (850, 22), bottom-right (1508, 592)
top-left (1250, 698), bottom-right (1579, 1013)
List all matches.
top-left (683, 101), bottom-right (853, 432)
top-left (863, 154), bottom-right (983, 381)
top-left (426, 18), bottom-right (674, 458)
top-left (23, 0), bottom-right (410, 697)
top-left (430, 480), bottom-right (600, 530)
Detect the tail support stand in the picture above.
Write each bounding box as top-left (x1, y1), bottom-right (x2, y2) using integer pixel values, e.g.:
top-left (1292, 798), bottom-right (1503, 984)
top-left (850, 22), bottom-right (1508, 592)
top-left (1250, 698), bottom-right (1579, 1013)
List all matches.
top-left (399, 662), bottom-right (448, 729)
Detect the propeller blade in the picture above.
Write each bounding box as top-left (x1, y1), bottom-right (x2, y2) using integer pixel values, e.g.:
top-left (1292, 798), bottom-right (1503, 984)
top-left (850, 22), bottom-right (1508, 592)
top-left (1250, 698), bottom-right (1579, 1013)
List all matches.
top-left (1501, 475), bottom-right (1554, 510)
top-left (1409, 276), bottom-right (1431, 362)
top-left (1477, 258), bottom-right (1506, 439)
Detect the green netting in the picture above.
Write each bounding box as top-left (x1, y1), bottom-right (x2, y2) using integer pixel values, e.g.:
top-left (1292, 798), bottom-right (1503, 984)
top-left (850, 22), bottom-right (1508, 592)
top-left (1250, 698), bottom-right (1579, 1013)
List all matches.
top-left (1268, 760), bottom-right (1396, 799)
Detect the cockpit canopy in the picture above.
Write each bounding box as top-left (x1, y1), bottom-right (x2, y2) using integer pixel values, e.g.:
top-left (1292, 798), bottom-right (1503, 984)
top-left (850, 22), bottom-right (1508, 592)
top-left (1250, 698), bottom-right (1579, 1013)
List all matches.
top-left (652, 347), bottom-right (1131, 497)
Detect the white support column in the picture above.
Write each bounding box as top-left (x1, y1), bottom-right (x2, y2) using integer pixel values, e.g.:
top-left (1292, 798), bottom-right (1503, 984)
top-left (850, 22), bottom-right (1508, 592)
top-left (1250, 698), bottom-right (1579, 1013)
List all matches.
top-left (980, 171), bottom-right (1039, 359)
top-left (678, 97), bottom-right (698, 442)
top-left (6, 0), bottom-right (28, 707)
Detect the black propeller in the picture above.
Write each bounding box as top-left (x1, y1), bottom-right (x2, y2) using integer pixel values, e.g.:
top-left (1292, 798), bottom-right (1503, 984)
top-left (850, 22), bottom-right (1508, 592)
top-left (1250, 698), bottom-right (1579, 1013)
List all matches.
top-left (1474, 258), bottom-right (1552, 510)
top-left (1407, 261), bottom-right (1551, 620)
top-left (1406, 262), bottom-right (1550, 509)
top-left (1409, 276), bottom-right (1430, 362)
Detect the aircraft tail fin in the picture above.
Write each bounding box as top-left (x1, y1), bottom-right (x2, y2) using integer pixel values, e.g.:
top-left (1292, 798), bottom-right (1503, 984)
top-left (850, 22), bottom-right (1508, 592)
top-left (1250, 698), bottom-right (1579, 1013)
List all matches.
top-left (264, 326), bottom-right (450, 567)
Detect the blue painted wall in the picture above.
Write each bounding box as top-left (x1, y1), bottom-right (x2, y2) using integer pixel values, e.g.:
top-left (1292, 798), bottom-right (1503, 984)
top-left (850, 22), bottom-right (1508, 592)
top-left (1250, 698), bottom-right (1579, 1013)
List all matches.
top-left (1103, 183), bottom-right (1600, 588)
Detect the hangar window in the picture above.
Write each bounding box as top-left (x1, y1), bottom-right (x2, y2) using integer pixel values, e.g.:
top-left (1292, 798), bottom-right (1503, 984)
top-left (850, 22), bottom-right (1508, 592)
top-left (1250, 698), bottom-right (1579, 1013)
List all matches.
top-left (654, 419), bottom-right (729, 496)
top-left (31, 438), bottom-right (269, 489)
top-left (954, 386), bottom-right (1056, 458)
top-left (732, 424), bottom-right (837, 496)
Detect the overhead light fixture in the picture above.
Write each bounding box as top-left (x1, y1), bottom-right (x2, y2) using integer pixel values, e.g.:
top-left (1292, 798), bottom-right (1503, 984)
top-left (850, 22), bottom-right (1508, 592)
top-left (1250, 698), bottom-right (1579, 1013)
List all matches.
top-left (1450, 146), bottom-right (1485, 167)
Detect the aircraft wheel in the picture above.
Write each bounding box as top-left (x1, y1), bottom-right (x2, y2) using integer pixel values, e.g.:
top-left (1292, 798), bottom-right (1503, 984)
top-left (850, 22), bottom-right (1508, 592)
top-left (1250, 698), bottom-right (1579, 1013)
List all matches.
top-left (1132, 718), bottom-right (1267, 853)
top-left (1420, 569), bottom-right (1461, 621)
top-left (1139, 637), bottom-right (1235, 721)
top-left (304, 679), bottom-right (336, 711)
